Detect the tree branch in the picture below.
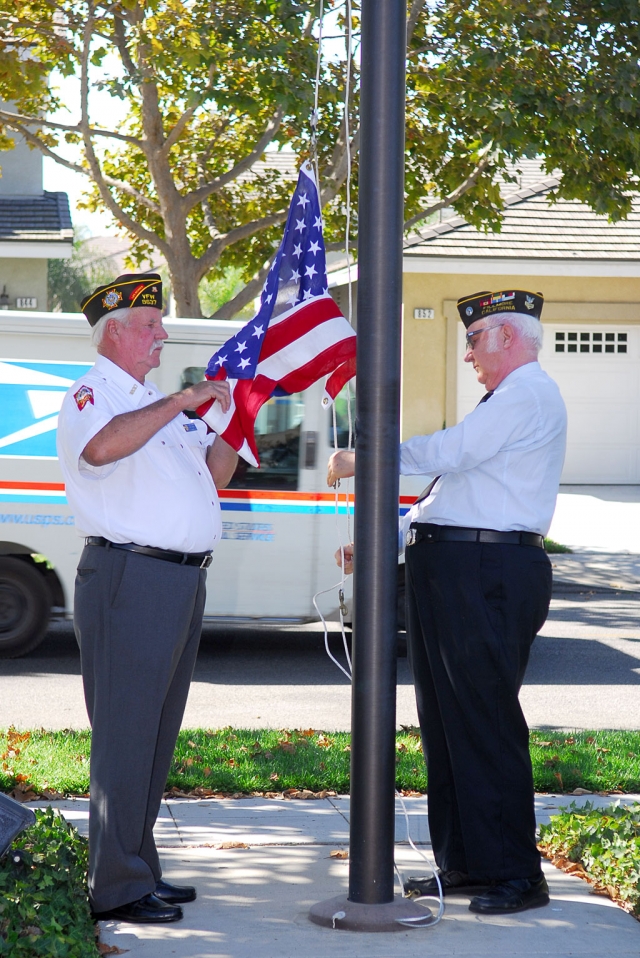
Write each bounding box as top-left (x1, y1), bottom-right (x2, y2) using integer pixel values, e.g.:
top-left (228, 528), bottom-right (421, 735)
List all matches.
top-left (0, 108), bottom-right (142, 145)
top-left (184, 105), bottom-right (285, 212)
top-left (78, 7), bottom-right (169, 254)
top-left (320, 127), bottom-right (360, 206)
top-left (407, 0), bottom-right (427, 44)
top-left (403, 151), bottom-right (493, 237)
top-left (0, 114), bottom-right (161, 214)
top-left (211, 259), bottom-right (273, 320)
top-left (197, 209), bottom-right (287, 278)
top-left (112, 8), bottom-right (140, 79)
top-left (162, 65), bottom-right (216, 155)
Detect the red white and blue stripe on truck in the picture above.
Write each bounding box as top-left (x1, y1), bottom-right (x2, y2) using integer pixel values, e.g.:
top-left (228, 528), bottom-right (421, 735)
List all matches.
top-left (0, 482), bottom-right (415, 516)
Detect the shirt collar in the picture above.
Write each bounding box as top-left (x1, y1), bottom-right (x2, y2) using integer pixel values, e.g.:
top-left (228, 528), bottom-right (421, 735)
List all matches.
top-left (93, 354), bottom-right (152, 405)
top-left (495, 360), bottom-right (541, 393)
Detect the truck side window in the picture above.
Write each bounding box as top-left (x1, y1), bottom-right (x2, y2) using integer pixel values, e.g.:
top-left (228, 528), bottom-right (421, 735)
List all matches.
top-left (328, 383), bottom-right (356, 448)
top-left (181, 366), bottom-right (206, 389)
top-left (227, 393), bottom-right (305, 491)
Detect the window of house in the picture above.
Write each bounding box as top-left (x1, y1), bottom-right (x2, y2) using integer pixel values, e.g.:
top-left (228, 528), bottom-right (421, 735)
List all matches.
top-left (555, 331), bottom-right (628, 354)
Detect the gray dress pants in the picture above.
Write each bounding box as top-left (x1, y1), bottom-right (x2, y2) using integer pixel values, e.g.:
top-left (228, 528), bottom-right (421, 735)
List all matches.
top-left (74, 542), bottom-right (206, 911)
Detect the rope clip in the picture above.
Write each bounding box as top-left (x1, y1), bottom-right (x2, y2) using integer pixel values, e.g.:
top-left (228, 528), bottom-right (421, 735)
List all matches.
top-left (338, 589), bottom-right (349, 617)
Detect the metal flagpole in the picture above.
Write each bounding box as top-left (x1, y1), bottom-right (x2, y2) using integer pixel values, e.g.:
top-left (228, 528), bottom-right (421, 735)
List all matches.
top-left (310, 0), bottom-right (424, 931)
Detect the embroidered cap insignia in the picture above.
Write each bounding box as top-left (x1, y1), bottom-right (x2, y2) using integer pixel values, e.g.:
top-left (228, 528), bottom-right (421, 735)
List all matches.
top-left (102, 290), bottom-right (122, 309)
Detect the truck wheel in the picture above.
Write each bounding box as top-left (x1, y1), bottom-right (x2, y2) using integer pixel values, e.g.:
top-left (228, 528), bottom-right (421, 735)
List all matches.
top-left (0, 558), bottom-right (51, 658)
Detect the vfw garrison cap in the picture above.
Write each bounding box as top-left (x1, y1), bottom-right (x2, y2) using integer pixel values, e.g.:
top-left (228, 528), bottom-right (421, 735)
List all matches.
top-left (456, 289), bottom-right (544, 328)
top-left (80, 273), bottom-right (163, 327)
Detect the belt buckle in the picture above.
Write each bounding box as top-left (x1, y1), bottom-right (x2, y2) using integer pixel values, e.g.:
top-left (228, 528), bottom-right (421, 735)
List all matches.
top-left (405, 528), bottom-right (417, 547)
top-left (200, 554), bottom-right (212, 569)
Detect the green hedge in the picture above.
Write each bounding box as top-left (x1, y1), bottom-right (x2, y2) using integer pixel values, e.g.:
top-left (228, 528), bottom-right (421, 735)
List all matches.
top-left (0, 807), bottom-right (97, 957)
top-left (539, 801), bottom-right (640, 917)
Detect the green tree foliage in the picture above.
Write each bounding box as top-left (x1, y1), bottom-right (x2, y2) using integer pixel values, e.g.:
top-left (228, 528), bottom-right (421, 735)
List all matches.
top-left (47, 232), bottom-right (115, 312)
top-left (1, 1), bottom-right (640, 317)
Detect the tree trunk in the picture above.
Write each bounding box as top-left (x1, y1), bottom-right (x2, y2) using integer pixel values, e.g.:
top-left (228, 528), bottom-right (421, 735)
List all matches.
top-left (164, 250), bottom-right (203, 318)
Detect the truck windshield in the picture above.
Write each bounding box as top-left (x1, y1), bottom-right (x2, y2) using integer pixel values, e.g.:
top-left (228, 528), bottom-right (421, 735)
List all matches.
top-left (180, 367), bottom-right (304, 490)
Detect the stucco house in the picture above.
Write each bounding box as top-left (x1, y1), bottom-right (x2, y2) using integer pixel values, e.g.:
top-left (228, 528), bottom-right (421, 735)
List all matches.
top-left (0, 128), bottom-right (73, 310)
top-left (330, 161), bottom-right (640, 484)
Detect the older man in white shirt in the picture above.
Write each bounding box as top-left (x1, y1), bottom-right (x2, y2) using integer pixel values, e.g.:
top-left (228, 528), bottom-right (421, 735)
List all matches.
top-left (328, 289), bottom-right (567, 915)
top-left (57, 273), bottom-right (236, 924)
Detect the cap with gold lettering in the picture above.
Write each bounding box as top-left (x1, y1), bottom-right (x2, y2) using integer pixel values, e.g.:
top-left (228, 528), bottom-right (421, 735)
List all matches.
top-left (80, 273), bottom-right (163, 327)
top-left (456, 289), bottom-right (543, 328)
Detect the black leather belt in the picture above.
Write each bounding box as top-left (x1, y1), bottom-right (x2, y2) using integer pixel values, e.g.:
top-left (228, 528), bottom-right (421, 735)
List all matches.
top-left (85, 536), bottom-right (213, 568)
top-left (406, 523), bottom-right (544, 549)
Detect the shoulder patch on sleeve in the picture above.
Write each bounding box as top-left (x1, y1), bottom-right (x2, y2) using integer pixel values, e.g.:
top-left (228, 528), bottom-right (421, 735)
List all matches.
top-left (74, 385), bottom-right (95, 411)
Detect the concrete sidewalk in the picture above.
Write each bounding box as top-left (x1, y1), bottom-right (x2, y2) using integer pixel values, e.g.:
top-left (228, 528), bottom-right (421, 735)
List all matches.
top-left (38, 793), bottom-right (640, 958)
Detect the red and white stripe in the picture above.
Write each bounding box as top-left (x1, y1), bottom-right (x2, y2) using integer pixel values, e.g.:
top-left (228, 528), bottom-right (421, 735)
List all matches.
top-left (197, 293), bottom-right (356, 466)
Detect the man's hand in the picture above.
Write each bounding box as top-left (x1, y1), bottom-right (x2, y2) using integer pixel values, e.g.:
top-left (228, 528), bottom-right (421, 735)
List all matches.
top-left (327, 449), bottom-right (356, 487)
top-left (179, 379), bottom-right (231, 414)
top-left (334, 542), bottom-right (354, 575)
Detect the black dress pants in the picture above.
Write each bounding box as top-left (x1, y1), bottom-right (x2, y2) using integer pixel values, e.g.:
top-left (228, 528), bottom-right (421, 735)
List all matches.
top-left (405, 539), bottom-right (552, 882)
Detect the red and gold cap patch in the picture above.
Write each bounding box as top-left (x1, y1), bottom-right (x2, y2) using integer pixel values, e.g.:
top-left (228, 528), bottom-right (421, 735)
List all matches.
top-left (81, 273), bottom-right (163, 327)
top-left (74, 385), bottom-right (94, 411)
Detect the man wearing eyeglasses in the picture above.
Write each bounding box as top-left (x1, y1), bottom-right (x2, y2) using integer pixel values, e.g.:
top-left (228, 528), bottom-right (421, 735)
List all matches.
top-left (327, 289), bottom-right (567, 915)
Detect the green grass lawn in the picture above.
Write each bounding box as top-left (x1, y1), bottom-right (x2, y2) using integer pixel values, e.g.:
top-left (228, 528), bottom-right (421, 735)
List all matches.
top-left (2, 726), bottom-right (640, 798)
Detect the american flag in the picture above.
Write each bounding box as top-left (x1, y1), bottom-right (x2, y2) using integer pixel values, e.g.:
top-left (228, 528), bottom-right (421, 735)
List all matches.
top-left (197, 161), bottom-right (356, 467)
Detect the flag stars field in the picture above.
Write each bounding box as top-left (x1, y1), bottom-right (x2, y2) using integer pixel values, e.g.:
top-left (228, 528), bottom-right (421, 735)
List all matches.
top-left (195, 161), bottom-right (356, 467)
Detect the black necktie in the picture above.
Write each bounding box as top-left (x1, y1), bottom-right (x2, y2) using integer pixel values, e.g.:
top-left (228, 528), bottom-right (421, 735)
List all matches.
top-left (412, 391), bottom-right (494, 505)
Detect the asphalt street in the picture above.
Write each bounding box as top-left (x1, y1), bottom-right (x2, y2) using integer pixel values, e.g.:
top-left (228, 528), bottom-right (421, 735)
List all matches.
top-left (0, 587), bottom-right (639, 731)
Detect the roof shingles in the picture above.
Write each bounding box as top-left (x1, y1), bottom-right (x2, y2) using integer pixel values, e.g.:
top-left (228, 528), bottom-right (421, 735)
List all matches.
top-left (405, 183), bottom-right (640, 262)
top-left (0, 191), bottom-right (73, 243)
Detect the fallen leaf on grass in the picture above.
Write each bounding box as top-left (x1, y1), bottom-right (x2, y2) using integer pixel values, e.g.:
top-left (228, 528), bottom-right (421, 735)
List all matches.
top-left (330, 850), bottom-right (348, 859)
top-left (9, 786), bottom-right (37, 802)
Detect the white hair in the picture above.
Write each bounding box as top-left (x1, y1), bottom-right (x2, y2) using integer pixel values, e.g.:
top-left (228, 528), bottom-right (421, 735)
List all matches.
top-left (484, 312), bottom-right (543, 354)
top-left (91, 307), bottom-right (133, 347)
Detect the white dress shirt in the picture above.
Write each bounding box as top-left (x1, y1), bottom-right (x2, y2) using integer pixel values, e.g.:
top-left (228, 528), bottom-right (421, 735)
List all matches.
top-left (57, 355), bottom-right (222, 553)
top-left (400, 361), bottom-right (567, 536)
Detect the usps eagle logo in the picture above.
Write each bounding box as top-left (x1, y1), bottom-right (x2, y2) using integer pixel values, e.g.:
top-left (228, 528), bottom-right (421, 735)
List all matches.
top-left (102, 290), bottom-right (122, 309)
top-left (74, 385), bottom-right (94, 411)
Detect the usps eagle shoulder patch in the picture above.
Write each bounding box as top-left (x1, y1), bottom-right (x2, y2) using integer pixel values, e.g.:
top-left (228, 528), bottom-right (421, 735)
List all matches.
top-left (74, 385), bottom-right (95, 411)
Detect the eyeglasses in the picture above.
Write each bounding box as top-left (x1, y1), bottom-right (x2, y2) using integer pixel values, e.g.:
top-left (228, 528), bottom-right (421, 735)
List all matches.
top-left (465, 323), bottom-right (506, 350)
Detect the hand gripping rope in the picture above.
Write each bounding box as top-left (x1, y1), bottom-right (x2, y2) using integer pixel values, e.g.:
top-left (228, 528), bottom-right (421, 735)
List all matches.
top-left (308, 3), bottom-right (442, 928)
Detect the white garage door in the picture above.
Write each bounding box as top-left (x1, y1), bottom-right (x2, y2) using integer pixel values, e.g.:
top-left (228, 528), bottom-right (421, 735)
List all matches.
top-left (456, 324), bottom-right (640, 483)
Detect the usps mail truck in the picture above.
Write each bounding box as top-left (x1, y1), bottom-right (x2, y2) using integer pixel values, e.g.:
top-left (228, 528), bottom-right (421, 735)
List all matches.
top-left (0, 310), bottom-right (424, 657)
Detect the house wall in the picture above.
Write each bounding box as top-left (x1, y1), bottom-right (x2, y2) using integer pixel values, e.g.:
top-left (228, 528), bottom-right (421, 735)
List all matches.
top-left (401, 271), bottom-right (640, 441)
top-left (0, 126), bottom-right (43, 196)
top-left (0, 259), bottom-right (48, 311)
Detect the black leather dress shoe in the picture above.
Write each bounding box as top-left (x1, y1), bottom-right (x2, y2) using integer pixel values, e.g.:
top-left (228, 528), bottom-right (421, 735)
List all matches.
top-left (91, 893), bottom-right (183, 923)
top-left (155, 878), bottom-right (197, 904)
top-left (469, 874), bottom-right (550, 914)
top-left (404, 869), bottom-right (491, 898)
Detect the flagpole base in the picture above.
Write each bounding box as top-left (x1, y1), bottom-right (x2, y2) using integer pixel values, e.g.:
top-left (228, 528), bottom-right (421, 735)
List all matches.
top-left (309, 893), bottom-right (429, 932)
